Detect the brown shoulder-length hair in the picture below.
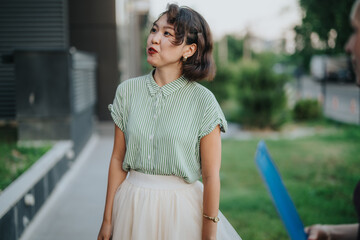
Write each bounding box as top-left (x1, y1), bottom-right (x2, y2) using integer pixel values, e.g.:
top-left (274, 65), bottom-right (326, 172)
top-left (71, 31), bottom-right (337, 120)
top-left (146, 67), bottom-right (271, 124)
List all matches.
top-left (156, 4), bottom-right (216, 81)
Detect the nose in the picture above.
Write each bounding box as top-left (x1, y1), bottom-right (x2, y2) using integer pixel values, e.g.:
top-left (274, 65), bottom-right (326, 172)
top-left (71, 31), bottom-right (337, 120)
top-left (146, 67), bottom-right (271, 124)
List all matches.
top-left (151, 32), bottom-right (161, 44)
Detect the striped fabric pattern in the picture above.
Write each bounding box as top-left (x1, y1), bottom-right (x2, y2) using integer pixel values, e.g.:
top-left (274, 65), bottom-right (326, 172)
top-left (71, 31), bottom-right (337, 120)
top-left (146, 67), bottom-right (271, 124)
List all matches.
top-left (108, 70), bottom-right (227, 183)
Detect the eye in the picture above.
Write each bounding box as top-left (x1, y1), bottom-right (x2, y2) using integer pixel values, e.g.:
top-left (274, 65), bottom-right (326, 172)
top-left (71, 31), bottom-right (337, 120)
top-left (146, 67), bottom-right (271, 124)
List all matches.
top-left (164, 31), bottom-right (174, 37)
top-left (150, 27), bottom-right (157, 33)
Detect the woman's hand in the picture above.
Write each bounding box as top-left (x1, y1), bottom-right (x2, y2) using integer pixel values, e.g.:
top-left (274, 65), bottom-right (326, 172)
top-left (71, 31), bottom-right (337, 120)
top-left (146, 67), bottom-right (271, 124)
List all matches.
top-left (305, 223), bottom-right (359, 240)
top-left (97, 220), bottom-right (112, 240)
top-left (305, 224), bottom-right (330, 240)
top-left (202, 219), bottom-right (217, 240)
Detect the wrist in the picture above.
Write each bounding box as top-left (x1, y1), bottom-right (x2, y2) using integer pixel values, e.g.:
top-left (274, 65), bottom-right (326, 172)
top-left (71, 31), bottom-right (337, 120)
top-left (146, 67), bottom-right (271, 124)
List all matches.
top-left (202, 237), bottom-right (216, 240)
top-left (202, 230), bottom-right (217, 240)
top-left (203, 213), bottom-right (220, 223)
top-left (102, 218), bottom-right (111, 225)
top-left (202, 219), bottom-right (217, 240)
top-left (319, 225), bottom-right (332, 240)
top-left (322, 224), bottom-right (358, 240)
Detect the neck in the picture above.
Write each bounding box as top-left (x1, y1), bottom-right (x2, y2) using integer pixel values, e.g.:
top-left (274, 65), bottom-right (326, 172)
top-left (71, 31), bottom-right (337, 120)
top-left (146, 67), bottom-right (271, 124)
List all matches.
top-left (153, 66), bottom-right (182, 87)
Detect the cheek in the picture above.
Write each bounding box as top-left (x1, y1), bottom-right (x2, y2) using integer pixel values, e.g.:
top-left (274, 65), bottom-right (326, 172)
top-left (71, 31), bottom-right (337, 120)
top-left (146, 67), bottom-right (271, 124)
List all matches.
top-left (355, 35), bottom-right (360, 49)
top-left (146, 35), bottom-right (152, 46)
top-left (355, 35), bottom-right (360, 59)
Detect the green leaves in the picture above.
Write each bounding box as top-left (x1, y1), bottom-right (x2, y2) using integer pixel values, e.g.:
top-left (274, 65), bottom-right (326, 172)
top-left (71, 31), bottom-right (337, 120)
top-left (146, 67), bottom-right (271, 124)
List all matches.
top-left (0, 143), bottom-right (51, 191)
top-left (293, 99), bottom-right (322, 121)
top-left (235, 58), bottom-right (290, 129)
top-left (295, 0), bottom-right (354, 68)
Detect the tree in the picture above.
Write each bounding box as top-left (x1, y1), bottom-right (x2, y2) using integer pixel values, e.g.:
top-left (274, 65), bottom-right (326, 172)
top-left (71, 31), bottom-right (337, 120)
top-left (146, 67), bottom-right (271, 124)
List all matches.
top-left (227, 35), bottom-right (244, 63)
top-left (294, 0), bottom-right (354, 68)
top-left (236, 57), bottom-right (289, 129)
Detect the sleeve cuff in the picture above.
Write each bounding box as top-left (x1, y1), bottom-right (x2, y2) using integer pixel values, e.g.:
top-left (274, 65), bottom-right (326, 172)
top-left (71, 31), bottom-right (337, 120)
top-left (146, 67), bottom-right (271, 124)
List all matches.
top-left (199, 118), bottom-right (228, 139)
top-left (108, 104), bottom-right (125, 132)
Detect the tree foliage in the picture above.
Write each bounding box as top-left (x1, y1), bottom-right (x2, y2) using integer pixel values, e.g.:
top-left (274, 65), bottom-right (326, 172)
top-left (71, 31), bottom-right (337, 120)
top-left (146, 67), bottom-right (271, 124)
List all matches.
top-left (235, 58), bottom-right (289, 129)
top-left (294, 0), bottom-right (354, 68)
top-left (227, 35), bottom-right (244, 62)
top-left (293, 99), bottom-right (322, 121)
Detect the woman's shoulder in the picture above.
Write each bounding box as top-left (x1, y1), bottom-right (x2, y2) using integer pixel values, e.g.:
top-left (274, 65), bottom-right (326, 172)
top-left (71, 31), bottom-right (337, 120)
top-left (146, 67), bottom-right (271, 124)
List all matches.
top-left (189, 82), bottom-right (218, 104)
top-left (115, 74), bottom-right (148, 95)
top-left (118, 74), bottom-right (147, 88)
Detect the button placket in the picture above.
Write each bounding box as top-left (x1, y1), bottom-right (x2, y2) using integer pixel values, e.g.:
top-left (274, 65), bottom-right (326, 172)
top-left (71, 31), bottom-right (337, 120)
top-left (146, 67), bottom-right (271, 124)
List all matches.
top-left (150, 89), bottom-right (164, 170)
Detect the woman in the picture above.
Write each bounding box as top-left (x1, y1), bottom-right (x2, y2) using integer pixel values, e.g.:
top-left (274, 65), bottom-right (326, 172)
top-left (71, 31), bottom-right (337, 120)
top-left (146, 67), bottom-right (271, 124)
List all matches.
top-left (97, 4), bottom-right (241, 240)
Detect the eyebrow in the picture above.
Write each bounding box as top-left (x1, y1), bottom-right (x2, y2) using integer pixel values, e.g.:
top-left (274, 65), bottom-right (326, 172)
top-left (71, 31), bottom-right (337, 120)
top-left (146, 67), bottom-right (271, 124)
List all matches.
top-left (153, 23), bottom-right (175, 30)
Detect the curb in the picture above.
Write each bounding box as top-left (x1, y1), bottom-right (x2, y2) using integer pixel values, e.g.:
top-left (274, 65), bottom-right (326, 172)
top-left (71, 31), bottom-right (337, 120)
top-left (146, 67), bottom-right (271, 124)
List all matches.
top-left (19, 134), bottom-right (99, 240)
top-left (0, 141), bottom-right (74, 240)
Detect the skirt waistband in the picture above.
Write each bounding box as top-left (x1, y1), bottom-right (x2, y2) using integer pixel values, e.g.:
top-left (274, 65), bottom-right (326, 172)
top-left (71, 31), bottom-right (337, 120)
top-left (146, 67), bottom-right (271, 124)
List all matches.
top-left (126, 170), bottom-right (195, 190)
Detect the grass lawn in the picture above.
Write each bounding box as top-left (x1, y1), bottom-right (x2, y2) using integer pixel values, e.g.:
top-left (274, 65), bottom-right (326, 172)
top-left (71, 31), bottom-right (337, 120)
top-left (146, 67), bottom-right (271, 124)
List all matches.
top-left (0, 126), bottom-right (51, 192)
top-left (219, 121), bottom-right (360, 239)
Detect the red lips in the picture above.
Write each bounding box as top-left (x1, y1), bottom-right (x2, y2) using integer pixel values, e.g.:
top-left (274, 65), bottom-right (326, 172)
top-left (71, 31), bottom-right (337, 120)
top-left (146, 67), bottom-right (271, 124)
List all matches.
top-left (148, 47), bottom-right (158, 54)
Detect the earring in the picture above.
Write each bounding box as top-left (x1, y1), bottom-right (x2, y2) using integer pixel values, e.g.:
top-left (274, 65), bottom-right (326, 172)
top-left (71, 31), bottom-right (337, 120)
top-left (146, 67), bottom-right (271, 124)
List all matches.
top-left (182, 56), bottom-right (188, 62)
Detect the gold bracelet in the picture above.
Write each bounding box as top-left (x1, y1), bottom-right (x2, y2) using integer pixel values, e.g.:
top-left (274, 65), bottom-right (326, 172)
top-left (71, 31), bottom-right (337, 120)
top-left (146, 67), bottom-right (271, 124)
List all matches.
top-left (203, 214), bottom-right (220, 223)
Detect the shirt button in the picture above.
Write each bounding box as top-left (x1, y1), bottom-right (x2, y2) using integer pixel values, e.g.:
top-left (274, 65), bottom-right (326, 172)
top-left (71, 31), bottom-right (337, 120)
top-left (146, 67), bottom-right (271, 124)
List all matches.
top-left (149, 134), bottom-right (154, 140)
top-left (148, 154), bottom-right (151, 160)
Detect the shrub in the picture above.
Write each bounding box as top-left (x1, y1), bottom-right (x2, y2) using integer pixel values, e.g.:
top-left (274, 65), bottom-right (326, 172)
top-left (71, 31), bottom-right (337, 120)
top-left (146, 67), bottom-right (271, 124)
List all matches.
top-left (235, 59), bottom-right (289, 129)
top-left (293, 99), bottom-right (322, 121)
top-left (0, 143), bottom-right (51, 191)
top-left (201, 64), bottom-right (238, 104)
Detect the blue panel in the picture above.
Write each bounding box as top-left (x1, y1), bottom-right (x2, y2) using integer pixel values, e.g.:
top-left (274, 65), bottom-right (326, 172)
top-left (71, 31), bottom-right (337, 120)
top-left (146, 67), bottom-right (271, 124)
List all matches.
top-left (255, 140), bottom-right (308, 240)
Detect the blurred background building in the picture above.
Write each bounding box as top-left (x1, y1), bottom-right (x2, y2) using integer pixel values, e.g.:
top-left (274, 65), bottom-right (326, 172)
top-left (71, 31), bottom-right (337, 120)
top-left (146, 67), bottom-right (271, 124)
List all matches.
top-left (0, 0), bottom-right (149, 148)
top-left (116, 0), bottom-right (149, 82)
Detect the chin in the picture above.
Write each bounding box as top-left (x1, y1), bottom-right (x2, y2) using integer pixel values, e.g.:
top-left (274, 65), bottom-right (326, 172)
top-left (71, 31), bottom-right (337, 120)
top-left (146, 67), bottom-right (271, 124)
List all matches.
top-left (147, 62), bottom-right (157, 68)
top-left (147, 58), bottom-right (157, 67)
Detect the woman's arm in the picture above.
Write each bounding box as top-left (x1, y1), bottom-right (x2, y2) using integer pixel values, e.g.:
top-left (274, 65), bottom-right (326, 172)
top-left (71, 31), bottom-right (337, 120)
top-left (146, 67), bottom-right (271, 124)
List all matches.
top-left (200, 125), bottom-right (222, 240)
top-left (97, 125), bottom-right (128, 240)
top-left (305, 223), bottom-right (359, 240)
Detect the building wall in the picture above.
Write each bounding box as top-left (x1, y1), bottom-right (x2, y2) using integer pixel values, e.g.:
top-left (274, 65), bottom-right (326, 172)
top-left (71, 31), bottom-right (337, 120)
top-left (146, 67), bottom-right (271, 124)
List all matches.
top-left (116, 0), bottom-right (149, 82)
top-left (0, 0), bottom-right (69, 120)
top-left (0, 0), bottom-right (120, 121)
top-left (68, 0), bottom-right (119, 120)
top-left (0, 0), bottom-right (97, 149)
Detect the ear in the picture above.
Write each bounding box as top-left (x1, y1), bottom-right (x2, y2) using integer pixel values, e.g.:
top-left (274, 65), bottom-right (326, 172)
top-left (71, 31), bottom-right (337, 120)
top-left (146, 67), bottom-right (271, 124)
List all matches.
top-left (183, 43), bottom-right (197, 58)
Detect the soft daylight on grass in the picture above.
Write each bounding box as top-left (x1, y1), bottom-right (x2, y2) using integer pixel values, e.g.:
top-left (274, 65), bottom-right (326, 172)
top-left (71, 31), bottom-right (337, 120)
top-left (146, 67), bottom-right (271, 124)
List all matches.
top-left (0, 127), bottom-right (52, 191)
top-left (219, 121), bottom-right (360, 239)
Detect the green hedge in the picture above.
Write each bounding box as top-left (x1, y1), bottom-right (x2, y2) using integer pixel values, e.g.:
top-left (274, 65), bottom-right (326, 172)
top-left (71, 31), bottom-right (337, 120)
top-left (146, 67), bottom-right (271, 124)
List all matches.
top-left (293, 99), bottom-right (322, 121)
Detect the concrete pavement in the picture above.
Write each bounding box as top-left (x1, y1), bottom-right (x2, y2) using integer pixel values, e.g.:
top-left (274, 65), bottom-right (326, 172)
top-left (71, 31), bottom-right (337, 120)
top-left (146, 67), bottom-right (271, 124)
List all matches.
top-left (20, 123), bottom-right (115, 240)
top-left (18, 121), bottom-right (318, 240)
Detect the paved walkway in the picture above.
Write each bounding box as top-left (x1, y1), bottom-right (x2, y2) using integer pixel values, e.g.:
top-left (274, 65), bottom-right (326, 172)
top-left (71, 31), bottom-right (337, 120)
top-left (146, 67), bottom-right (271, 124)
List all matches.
top-left (20, 123), bottom-right (115, 240)
top-left (19, 122), bottom-right (317, 240)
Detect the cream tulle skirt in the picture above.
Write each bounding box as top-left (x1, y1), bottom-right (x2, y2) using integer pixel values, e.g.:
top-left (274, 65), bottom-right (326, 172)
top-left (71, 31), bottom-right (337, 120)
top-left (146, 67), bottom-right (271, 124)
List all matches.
top-left (111, 170), bottom-right (242, 240)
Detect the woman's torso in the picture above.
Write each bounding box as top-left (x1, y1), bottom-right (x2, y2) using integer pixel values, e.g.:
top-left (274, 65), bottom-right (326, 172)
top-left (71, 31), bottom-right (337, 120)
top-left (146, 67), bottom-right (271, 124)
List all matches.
top-left (109, 71), bottom-right (227, 183)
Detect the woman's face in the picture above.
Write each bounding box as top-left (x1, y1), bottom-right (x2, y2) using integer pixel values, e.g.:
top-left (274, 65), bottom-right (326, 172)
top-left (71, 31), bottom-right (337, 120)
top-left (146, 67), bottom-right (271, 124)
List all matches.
top-left (146, 14), bottom-right (187, 69)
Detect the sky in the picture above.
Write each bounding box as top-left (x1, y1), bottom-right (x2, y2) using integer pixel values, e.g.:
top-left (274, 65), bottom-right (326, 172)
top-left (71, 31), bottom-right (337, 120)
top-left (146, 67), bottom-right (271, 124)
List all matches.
top-left (148, 0), bottom-right (302, 41)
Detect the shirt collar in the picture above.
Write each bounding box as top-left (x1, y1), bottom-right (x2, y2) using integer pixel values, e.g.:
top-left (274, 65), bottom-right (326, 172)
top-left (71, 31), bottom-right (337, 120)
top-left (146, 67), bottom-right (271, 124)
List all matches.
top-left (146, 69), bottom-right (188, 97)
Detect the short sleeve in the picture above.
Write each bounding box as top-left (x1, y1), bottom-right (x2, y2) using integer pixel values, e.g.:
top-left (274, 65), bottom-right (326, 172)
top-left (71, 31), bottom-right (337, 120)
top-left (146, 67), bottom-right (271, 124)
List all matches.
top-left (199, 96), bottom-right (228, 139)
top-left (108, 84), bottom-right (125, 132)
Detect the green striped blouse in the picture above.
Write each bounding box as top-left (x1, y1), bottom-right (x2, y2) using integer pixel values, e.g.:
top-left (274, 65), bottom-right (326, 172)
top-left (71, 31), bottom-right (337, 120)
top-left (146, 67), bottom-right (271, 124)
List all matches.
top-left (108, 70), bottom-right (227, 183)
